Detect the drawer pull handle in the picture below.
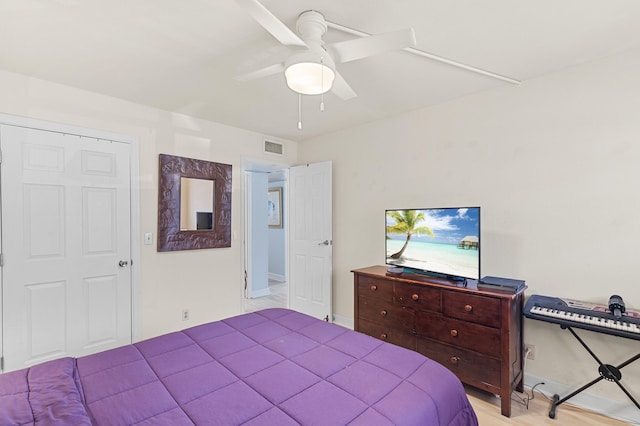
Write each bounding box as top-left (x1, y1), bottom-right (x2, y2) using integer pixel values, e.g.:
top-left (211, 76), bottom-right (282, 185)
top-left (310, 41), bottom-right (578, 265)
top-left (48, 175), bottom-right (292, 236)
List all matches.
top-left (450, 329), bottom-right (458, 337)
top-left (370, 285), bottom-right (378, 291)
top-left (464, 304), bottom-right (473, 312)
top-left (380, 310), bottom-right (388, 317)
top-left (380, 333), bottom-right (388, 339)
top-left (450, 356), bottom-right (460, 365)
top-left (411, 293), bottom-right (419, 301)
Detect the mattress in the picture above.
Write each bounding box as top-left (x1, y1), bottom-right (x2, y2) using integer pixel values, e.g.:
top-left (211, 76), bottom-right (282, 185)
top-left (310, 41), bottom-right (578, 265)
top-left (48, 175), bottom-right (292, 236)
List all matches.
top-left (0, 308), bottom-right (478, 425)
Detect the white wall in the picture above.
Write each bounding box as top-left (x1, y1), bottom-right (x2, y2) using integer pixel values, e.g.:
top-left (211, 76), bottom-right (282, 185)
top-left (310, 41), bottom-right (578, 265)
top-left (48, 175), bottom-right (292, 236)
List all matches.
top-left (0, 70), bottom-right (297, 340)
top-left (298, 47), bottom-right (640, 419)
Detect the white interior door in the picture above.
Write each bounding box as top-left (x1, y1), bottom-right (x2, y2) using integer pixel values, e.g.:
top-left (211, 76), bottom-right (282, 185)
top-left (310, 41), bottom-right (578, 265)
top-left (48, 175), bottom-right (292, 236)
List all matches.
top-left (1, 125), bottom-right (132, 372)
top-left (289, 161), bottom-right (332, 321)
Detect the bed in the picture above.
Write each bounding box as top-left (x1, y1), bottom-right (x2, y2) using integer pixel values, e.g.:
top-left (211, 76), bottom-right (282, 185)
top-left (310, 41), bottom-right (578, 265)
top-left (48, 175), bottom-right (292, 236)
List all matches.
top-left (0, 308), bottom-right (478, 425)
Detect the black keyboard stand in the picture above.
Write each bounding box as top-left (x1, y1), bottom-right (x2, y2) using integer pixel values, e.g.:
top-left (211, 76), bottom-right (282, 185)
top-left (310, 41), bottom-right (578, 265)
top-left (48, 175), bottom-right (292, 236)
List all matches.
top-left (548, 325), bottom-right (640, 419)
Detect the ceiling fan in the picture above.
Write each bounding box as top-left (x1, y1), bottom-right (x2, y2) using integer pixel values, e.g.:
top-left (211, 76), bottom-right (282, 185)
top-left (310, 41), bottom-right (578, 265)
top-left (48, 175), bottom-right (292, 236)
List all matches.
top-left (234, 0), bottom-right (418, 100)
top-left (235, 0), bottom-right (520, 104)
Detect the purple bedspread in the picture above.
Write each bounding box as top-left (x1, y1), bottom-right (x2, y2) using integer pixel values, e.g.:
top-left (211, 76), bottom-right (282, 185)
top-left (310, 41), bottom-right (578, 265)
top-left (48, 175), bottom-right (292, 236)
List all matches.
top-left (1, 309), bottom-right (478, 425)
top-left (0, 357), bottom-right (91, 425)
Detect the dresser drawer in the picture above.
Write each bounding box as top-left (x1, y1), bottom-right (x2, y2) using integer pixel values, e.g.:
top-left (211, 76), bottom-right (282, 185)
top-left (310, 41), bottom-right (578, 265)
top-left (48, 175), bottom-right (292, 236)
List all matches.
top-left (358, 318), bottom-right (416, 350)
top-left (416, 312), bottom-right (501, 357)
top-left (359, 296), bottom-right (415, 328)
top-left (394, 283), bottom-right (440, 312)
top-left (417, 337), bottom-right (501, 388)
top-left (357, 276), bottom-right (393, 303)
top-left (442, 291), bottom-right (501, 328)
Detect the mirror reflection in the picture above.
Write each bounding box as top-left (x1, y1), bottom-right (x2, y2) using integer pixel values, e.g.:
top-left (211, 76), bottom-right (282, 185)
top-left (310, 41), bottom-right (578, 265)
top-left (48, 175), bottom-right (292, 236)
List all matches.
top-left (180, 177), bottom-right (215, 231)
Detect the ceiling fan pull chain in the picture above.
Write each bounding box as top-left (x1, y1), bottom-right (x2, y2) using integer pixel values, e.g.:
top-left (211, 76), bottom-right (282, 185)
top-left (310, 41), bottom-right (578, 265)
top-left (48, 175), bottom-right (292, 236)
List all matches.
top-left (298, 93), bottom-right (303, 130)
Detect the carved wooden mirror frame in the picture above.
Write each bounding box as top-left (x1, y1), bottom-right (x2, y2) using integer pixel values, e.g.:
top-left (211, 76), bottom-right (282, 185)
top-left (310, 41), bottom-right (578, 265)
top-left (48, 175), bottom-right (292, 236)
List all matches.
top-left (157, 154), bottom-right (232, 251)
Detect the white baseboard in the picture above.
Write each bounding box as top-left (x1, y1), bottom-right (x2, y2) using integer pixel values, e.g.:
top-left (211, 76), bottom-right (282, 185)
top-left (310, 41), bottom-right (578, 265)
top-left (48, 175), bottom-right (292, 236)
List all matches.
top-left (268, 273), bottom-right (285, 282)
top-left (333, 314), bottom-right (353, 330)
top-left (524, 373), bottom-right (640, 424)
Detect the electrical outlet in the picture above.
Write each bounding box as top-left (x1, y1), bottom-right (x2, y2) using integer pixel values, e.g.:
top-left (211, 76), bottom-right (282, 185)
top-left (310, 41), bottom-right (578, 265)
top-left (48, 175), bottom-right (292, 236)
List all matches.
top-left (525, 344), bottom-right (536, 360)
top-left (181, 309), bottom-right (190, 321)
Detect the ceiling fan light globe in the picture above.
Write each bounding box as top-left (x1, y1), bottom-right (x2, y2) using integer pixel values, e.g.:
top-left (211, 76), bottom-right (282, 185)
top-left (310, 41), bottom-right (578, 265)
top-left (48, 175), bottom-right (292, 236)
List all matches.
top-left (285, 62), bottom-right (335, 95)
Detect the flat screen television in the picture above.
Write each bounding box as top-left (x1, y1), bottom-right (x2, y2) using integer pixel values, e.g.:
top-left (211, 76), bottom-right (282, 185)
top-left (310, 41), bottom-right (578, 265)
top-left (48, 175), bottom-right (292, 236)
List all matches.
top-left (385, 207), bottom-right (480, 281)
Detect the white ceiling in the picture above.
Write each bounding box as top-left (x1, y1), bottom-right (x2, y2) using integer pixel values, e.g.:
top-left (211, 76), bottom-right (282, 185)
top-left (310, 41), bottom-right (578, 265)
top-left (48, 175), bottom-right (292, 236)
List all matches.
top-left (2, 0), bottom-right (640, 142)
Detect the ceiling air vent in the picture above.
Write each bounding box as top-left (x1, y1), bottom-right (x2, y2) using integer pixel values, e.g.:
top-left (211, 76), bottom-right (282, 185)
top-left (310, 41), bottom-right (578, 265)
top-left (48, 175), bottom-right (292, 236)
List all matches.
top-left (264, 140), bottom-right (284, 155)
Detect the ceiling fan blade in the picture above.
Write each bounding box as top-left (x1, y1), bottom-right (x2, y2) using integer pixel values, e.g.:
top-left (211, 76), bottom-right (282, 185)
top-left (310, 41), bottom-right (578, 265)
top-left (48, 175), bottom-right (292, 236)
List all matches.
top-left (331, 72), bottom-right (357, 100)
top-left (236, 0), bottom-right (308, 47)
top-left (234, 63), bottom-right (285, 82)
top-left (328, 28), bottom-right (416, 64)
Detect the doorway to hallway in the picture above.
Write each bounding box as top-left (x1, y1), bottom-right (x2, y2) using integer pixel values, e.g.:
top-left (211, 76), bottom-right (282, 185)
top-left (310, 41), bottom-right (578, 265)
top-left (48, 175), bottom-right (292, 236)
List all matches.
top-left (242, 159), bottom-right (289, 314)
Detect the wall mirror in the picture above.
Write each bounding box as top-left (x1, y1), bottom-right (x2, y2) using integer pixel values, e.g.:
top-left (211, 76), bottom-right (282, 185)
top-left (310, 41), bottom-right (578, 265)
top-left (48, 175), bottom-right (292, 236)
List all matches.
top-left (180, 177), bottom-right (214, 231)
top-left (158, 154), bottom-right (232, 251)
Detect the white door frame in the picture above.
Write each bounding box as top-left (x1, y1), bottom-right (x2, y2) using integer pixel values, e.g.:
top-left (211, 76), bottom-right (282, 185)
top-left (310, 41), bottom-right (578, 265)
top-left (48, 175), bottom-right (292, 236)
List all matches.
top-left (0, 113), bottom-right (142, 365)
top-left (241, 157), bottom-right (291, 310)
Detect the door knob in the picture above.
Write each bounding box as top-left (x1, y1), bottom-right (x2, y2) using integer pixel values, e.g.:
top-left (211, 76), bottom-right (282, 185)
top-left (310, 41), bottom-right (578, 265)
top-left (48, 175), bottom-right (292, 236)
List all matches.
top-left (318, 240), bottom-right (330, 246)
top-left (119, 260), bottom-right (129, 267)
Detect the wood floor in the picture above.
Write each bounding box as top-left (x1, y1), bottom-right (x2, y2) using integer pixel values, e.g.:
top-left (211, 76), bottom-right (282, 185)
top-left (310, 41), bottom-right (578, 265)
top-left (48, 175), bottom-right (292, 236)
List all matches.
top-left (244, 286), bottom-right (629, 424)
top-left (467, 386), bottom-right (629, 425)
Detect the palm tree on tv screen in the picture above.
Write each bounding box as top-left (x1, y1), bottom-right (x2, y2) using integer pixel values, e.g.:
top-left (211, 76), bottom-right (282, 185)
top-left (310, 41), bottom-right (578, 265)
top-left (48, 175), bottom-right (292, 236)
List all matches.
top-left (386, 210), bottom-right (434, 259)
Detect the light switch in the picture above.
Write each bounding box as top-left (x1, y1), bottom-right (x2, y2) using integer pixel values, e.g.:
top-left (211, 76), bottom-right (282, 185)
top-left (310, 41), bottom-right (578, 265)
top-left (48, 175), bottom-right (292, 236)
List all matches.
top-left (144, 232), bottom-right (153, 245)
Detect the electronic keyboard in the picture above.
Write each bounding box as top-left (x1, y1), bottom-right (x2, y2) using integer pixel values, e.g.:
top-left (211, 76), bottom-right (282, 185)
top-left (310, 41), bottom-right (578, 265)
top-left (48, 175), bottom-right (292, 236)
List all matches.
top-left (524, 294), bottom-right (640, 341)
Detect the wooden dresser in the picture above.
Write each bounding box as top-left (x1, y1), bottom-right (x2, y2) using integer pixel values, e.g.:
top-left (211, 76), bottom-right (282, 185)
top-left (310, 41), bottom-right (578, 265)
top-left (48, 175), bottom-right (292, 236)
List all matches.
top-left (353, 265), bottom-right (525, 417)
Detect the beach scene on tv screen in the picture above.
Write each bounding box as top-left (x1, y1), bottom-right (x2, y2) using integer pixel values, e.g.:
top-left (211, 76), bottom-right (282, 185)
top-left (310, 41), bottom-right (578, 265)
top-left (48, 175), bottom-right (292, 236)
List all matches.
top-left (386, 207), bottom-right (480, 279)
